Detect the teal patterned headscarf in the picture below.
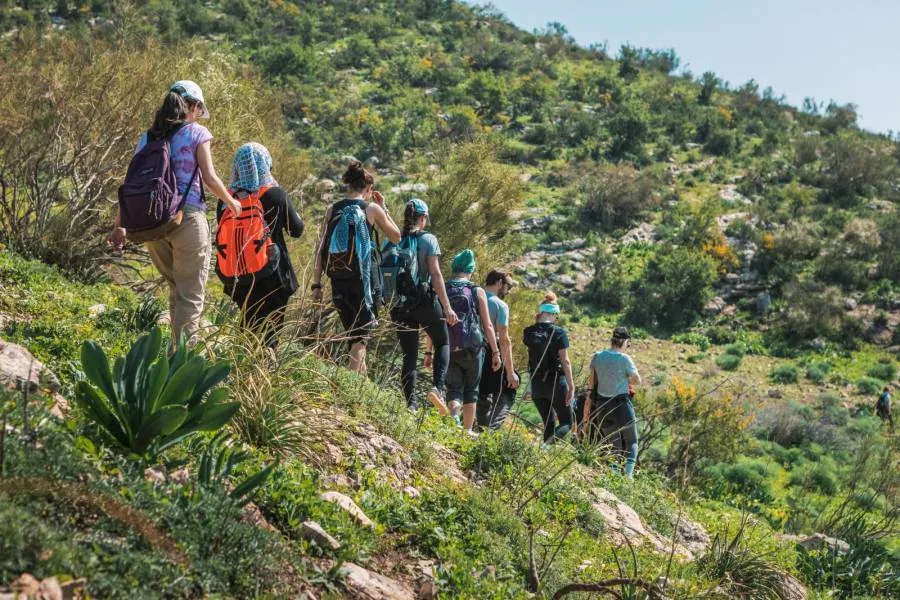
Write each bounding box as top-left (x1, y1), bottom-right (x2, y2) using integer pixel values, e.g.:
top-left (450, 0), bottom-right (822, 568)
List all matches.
top-left (229, 142), bottom-right (277, 193)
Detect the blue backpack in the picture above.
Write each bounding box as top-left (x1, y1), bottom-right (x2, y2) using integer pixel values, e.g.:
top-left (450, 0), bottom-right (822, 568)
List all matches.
top-left (381, 233), bottom-right (423, 309)
top-left (446, 281), bottom-right (483, 352)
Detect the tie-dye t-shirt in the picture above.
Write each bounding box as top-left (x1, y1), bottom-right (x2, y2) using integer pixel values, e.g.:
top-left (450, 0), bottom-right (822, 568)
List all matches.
top-left (136, 123), bottom-right (212, 210)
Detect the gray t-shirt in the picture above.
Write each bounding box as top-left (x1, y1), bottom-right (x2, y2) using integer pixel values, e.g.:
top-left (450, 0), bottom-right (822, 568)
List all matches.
top-left (415, 232), bottom-right (440, 285)
top-left (590, 349), bottom-right (639, 398)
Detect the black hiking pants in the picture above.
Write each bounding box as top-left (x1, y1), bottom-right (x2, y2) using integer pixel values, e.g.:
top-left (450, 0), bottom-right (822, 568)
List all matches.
top-left (531, 376), bottom-right (572, 442)
top-left (477, 353), bottom-right (517, 430)
top-left (229, 275), bottom-right (290, 348)
top-left (392, 293), bottom-right (449, 406)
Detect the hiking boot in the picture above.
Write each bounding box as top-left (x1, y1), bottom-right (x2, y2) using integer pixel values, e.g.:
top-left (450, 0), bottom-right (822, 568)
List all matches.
top-left (407, 401), bottom-right (420, 413)
top-left (426, 387), bottom-right (449, 416)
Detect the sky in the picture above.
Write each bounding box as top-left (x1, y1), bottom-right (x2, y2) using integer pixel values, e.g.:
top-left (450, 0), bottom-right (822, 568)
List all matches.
top-left (481, 0), bottom-right (900, 134)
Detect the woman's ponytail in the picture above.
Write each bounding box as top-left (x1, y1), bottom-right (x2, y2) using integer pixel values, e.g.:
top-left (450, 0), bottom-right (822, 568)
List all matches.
top-left (402, 201), bottom-right (416, 237)
top-left (150, 91), bottom-right (190, 139)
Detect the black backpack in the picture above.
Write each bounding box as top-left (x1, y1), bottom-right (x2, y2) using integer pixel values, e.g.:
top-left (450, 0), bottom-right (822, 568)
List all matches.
top-left (524, 323), bottom-right (562, 382)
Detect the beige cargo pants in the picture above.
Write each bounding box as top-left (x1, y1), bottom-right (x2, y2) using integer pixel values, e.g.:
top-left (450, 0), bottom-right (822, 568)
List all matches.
top-left (144, 210), bottom-right (211, 345)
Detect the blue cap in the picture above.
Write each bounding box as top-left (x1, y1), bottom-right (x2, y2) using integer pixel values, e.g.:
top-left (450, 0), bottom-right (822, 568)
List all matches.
top-left (538, 303), bottom-right (560, 315)
top-left (409, 198), bottom-right (429, 216)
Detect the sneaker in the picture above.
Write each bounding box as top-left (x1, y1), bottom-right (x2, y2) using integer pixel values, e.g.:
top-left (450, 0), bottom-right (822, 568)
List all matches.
top-left (407, 401), bottom-right (420, 413)
top-left (452, 414), bottom-right (462, 427)
top-left (426, 387), bottom-right (449, 416)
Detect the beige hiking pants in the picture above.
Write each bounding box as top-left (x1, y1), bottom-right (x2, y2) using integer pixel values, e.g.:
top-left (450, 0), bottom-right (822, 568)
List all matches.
top-left (144, 210), bottom-right (211, 345)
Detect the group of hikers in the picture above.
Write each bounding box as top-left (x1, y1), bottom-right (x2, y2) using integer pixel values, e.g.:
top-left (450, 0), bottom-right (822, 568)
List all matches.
top-left (107, 81), bottom-right (650, 477)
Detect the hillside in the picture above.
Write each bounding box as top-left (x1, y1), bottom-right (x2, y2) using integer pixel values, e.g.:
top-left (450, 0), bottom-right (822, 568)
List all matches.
top-left (0, 1), bottom-right (898, 598)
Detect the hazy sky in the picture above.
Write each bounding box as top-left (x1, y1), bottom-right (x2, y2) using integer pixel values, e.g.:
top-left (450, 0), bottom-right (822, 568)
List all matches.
top-left (481, 0), bottom-right (900, 134)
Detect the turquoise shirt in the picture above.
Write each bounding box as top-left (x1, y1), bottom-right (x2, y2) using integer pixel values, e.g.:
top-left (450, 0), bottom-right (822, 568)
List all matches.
top-left (590, 349), bottom-right (639, 398)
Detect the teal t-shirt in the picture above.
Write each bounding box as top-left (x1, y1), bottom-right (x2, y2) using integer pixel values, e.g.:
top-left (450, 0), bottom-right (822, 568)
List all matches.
top-left (485, 291), bottom-right (509, 329)
top-left (415, 232), bottom-right (440, 285)
top-left (590, 349), bottom-right (639, 398)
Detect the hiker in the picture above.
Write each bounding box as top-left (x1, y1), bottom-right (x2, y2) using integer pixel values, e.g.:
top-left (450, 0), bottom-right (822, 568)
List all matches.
top-left (440, 249), bottom-right (501, 429)
top-left (110, 81), bottom-right (241, 345)
top-left (383, 199), bottom-right (459, 413)
top-left (523, 292), bottom-right (575, 443)
top-left (876, 386), bottom-right (893, 430)
top-left (311, 161), bottom-right (401, 375)
top-left (583, 327), bottom-right (642, 478)
top-left (476, 270), bottom-right (520, 430)
top-left (215, 143), bottom-right (303, 348)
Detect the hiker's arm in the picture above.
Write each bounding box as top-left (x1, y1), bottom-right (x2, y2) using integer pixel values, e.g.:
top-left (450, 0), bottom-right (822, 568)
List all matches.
top-left (196, 141), bottom-right (241, 216)
top-left (626, 355), bottom-right (642, 386)
top-left (284, 193), bottom-right (304, 238)
top-left (476, 289), bottom-right (499, 356)
top-left (428, 256), bottom-right (458, 326)
top-left (497, 324), bottom-right (518, 388)
top-left (108, 208), bottom-right (125, 249)
top-left (559, 347), bottom-right (575, 405)
top-left (311, 207), bottom-right (332, 301)
top-left (367, 199), bottom-right (401, 244)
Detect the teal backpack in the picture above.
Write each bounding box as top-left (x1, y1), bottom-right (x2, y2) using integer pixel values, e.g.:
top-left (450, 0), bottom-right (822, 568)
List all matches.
top-left (381, 232), bottom-right (423, 309)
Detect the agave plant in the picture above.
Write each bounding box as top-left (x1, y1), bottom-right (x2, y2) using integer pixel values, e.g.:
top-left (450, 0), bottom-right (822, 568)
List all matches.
top-left (75, 327), bottom-right (239, 461)
top-left (195, 433), bottom-right (277, 506)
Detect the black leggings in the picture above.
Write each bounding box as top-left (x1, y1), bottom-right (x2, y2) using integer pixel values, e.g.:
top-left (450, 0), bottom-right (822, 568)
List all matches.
top-left (392, 294), bottom-right (449, 404)
top-left (229, 276), bottom-right (290, 348)
top-left (532, 377), bottom-right (572, 442)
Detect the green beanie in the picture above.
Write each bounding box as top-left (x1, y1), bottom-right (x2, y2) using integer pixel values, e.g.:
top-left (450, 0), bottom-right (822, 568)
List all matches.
top-left (451, 248), bottom-right (476, 274)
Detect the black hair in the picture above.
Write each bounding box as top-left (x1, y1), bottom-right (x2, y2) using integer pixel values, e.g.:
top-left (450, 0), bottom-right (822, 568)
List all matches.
top-left (342, 160), bottom-right (374, 192)
top-left (486, 270), bottom-right (511, 287)
top-left (402, 201), bottom-right (427, 237)
top-left (149, 91), bottom-right (196, 139)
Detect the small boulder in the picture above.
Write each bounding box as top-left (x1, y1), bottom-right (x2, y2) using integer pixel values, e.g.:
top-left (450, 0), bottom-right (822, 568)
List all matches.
top-left (402, 486), bottom-right (421, 498)
top-left (774, 572), bottom-right (808, 600)
top-left (299, 521), bottom-right (341, 551)
top-left (672, 516), bottom-right (710, 555)
top-left (843, 297), bottom-right (858, 311)
top-left (768, 389), bottom-right (784, 399)
top-left (0, 338), bottom-right (61, 393)
top-left (621, 223), bottom-right (657, 245)
top-left (339, 562), bottom-right (416, 600)
top-left (87, 303), bottom-right (107, 318)
top-left (704, 296), bottom-right (726, 316)
top-left (791, 532), bottom-right (850, 555)
top-left (321, 491), bottom-right (376, 529)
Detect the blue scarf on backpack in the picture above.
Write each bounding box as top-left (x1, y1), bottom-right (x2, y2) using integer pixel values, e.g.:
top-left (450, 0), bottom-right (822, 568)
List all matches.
top-left (329, 202), bottom-right (373, 311)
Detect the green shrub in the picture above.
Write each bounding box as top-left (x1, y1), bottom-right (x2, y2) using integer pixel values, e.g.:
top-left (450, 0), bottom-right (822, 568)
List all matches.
top-left (194, 434), bottom-right (277, 507)
top-left (856, 377), bottom-right (882, 395)
top-left (867, 362), bottom-right (897, 382)
top-left (75, 328), bottom-right (238, 461)
top-left (805, 365), bottom-right (827, 383)
top-left (770, 364), bottom-right (799, 384)
top-left (687, 352), bottom-right (707, 364)
top-left (672, 332), bottom-right (711, 350)
top-left (723, 342), bottom-right (748, 357)
top-left (716, 353), bottom-right (742, 371)
top-left (706, 325), bottom-right (737, 344)
top-left (701, 460), bottom-right (774, 503)
top-left (788, 463), bottom-right (839, 495)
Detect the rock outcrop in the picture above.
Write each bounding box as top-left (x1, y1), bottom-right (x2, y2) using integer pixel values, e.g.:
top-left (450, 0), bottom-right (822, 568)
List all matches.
top-left (0, 338), bottom-right (60, 393)
top-left (590, 488), bottom-right (693, 560)
top-left (339, 563), bottom-right (416, 600)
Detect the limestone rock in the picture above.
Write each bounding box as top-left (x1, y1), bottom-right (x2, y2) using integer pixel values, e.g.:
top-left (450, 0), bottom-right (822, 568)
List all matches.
top-left (672, 516), bottom-right (710, 555)
top-left (718, 185), bottom-right (750, 205)
top-left (621, 223), bottom-right (657, 245)
top-left (786, 532), bottom-right (850, 555)
top-left (300, 520), bottom-right (341, 551)
top-left (402, 486), bottom-right (420, 498)
top-left (143, 466), bottom-right (167, 485)
top-left (321, 491), bottom-right (376, 529)
top-left (315, 178), bottom-right (337, 193)
top-left (87, 303), bottom-right (107, 318)
top-left (704, 296), bottom-right (726, 316)
top-left (0, 338), bottom-right (61, 393)
top-left (339, 562), bottom-right (416, 600)
top-left (590, 488), bottom-right (692, 560)
top-left (774, 572), bottom-right (808, 600)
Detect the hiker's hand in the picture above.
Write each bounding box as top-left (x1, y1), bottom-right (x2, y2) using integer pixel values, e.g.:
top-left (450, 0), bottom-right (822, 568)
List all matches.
top-left (311, 287), bottom-right (323, 302)
top-left (107, 227), bottom-right (126, 251)
top-left (423, 353), bottom-right (433, 368)
top-left (491, 351), bottom-right (502, 372)
top-left (507, 372), bottom-right (520, 389)
top-left (226, 198), bottom-right (242, 217)
top-left (371, 190), bottom-right (386, 208)
top-left (445, 308), bottom-right (459, 327)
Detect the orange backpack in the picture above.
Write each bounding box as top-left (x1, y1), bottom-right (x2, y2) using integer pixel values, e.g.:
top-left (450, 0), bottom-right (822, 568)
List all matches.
top-left (215, 185), bottom-right (279, 285)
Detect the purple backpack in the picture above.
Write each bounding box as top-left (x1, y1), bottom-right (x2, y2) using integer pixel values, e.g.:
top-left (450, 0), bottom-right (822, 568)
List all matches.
top-left (446, 282), bottom-right (484, 352)
top-left (117, 127), bottom-right (199, 243)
